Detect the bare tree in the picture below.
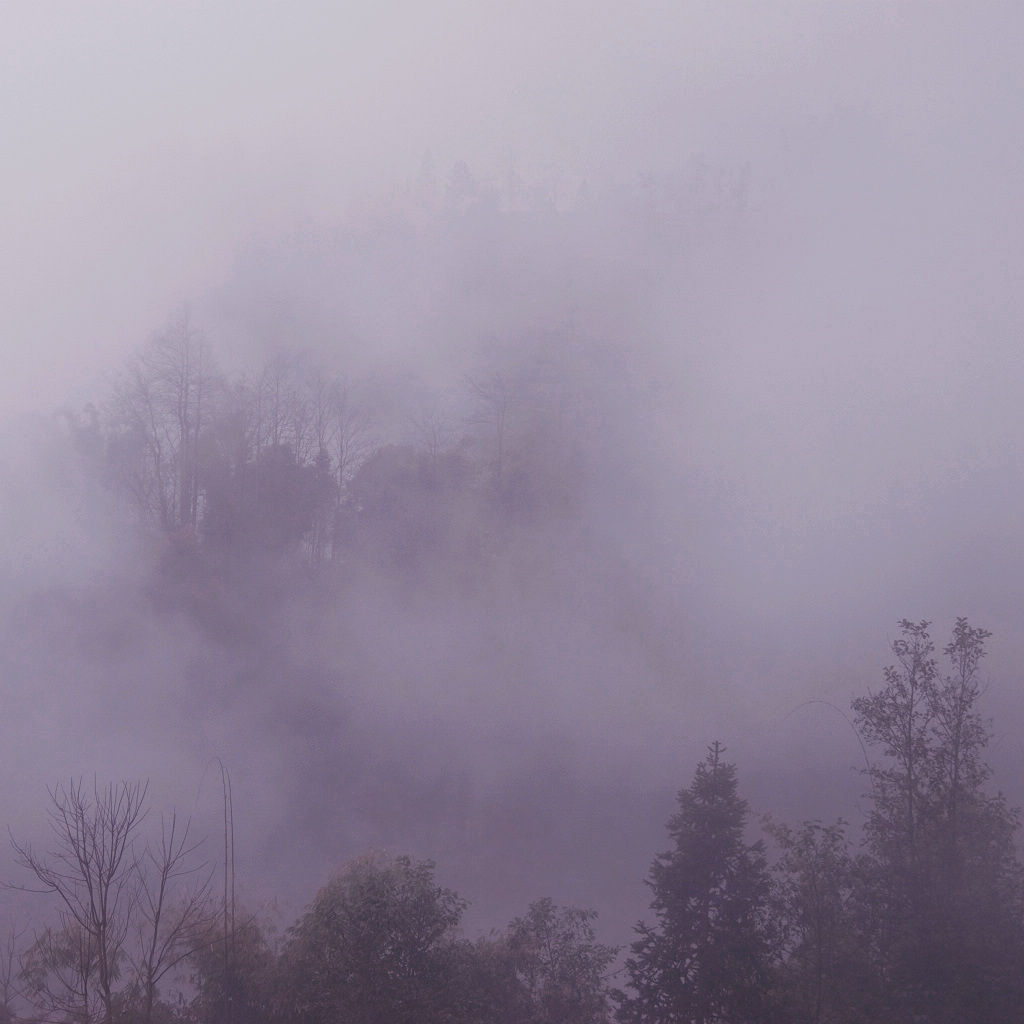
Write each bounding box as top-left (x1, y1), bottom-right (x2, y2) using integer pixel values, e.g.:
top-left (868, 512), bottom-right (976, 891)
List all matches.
top-left (251, 355), bottom-right (302, 457)
top-left (466, 374), bottom-right (514, 484)
top-left (108, 307), bottom-right (218, 536)
top-left (14, 780), bottom-right (146, 1023)
top-left (11, 780), bottom-right (213, 1024)
top-left (329, 377), bottom-right (373, 495)
top-left (409, 403), bottom-right (461, 460)
top-left (129, 814), bottom-right (215, 1024)
top-left (328, 377), bottom-right (373, 560)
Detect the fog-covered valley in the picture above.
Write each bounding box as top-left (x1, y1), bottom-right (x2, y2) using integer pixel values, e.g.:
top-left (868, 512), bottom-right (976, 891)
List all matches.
top-left (3, 5), bottom-right (1024, 1022)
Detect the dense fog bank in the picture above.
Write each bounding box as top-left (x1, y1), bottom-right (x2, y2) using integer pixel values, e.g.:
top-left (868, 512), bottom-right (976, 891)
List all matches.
top-left (4, 176), bottom-right (1024, 941)
top-left (4, 9), bottom-right (1024, 997)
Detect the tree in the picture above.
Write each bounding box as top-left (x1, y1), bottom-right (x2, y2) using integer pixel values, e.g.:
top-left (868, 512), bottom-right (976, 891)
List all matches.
top-left (616, 743), bottom-right (773, 1024)
top-left (466, 374), bottom-right (515, 485)
top-left (108, 308), bottom-right (218, 537)
top-left (852, 619), bottom-right (938, 876)
top-left (128, 813), bottom-right (216, 1024)
top-left (930, 617), bottom-right (994, 851)
top-left (410, 403), bottom-right (462, 460)
top-left (441, 933), bottom-right (531, 1024)
top-left (324, 374), bottom-right (374, 554)
top-left (852, 618), bottom-right (1024, 1022)
top-left (18, 921), bottom-right (99, 1024)
top-left (185, 912), bottom-right (277, 1024)
top-left (0, 923), bottom-right (24, 1024)
top-left (200, 359), bottom-right (368, 568)
top-left (766, 818), bottom-right (873, 1024)
top-left (277, 854), bottom-right (467, 1024)
top-left (337, 444), bottom-right (479, 574)
top-left (11, 779), bottom-right (213, 1024)
top-left (505, 898), bottom-right (618, 1024)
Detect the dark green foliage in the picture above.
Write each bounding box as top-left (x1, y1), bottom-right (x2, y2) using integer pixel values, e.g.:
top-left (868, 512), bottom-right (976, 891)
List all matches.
top-left (203, 441), bottom-right (334, 557)
top-left (440, 901), bottom-right (618, 1024)
top-left (443, 934), bottom-right (534, 1024)
top-left (337, 444), bottom-right (481, 572)
top-left (617, 743), bottom-right (773, 1024)
top-left (271, 859), bottom-right (617, 1024)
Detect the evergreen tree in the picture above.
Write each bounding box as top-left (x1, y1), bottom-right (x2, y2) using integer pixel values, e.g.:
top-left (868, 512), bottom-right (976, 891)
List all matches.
top-left (616, 743), bottom-right (773, 1024)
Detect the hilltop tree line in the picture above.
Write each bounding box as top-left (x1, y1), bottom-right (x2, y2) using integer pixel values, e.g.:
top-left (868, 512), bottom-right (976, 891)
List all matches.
top-left (3, 618), bottom-right (1022, 1023)
top-left (62, 309), bottom-right (603, 602)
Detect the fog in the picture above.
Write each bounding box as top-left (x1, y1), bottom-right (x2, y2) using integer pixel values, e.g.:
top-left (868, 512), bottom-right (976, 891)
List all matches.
top-left (3, 2), bottom-right (1024, 948)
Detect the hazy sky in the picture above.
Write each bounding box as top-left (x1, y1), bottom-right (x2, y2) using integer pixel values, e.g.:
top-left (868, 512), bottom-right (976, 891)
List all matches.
top-left (5, 3), bottom-right (1022, 421)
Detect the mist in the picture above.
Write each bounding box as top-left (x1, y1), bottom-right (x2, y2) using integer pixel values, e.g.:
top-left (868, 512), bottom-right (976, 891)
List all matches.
top-left (3, 1), bottom-right (1024, 964)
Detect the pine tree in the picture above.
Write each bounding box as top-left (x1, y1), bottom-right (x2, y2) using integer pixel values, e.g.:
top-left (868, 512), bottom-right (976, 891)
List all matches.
top-left (616, 743), bottom-right (773, 1024)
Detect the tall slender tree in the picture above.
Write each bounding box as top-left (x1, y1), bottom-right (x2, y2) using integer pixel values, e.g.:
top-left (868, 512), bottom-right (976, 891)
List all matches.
top-left (108, 307), bottom-right (218, 536)
top-left (852, 618), bottom-right (1024, 1022)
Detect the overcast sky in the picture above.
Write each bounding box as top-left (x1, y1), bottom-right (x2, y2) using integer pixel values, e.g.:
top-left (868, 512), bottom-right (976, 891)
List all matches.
top-left (4, 3), bottom-right (1021, 420)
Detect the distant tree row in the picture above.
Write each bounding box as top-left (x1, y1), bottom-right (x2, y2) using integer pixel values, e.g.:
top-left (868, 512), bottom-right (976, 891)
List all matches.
top-left (64, 309), bottom-right (595, 597)
top-left (6, 619), bottom-right (1019, 1023)
top-left (83, 308), bottom-right (374, 564)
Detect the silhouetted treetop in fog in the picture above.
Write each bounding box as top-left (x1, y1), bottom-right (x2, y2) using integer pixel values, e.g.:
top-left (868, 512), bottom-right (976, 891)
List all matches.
top-left (69, 309), bottom-right (615, 623)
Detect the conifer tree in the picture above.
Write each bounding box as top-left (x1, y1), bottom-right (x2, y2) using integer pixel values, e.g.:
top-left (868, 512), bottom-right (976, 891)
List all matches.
top-left (616, 743), bottom-right (773, 1024)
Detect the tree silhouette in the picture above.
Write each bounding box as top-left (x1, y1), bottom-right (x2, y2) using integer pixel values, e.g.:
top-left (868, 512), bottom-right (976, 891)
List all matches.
top-left (617, 743), bottom-right (772, 1024)
top-left (852, 618), bottom-right (1024, 1022)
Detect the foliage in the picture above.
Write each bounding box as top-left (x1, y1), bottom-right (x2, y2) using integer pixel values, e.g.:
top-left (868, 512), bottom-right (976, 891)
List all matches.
top-left (852, 618), bottom-right (1024, 1022)
top-left (766, 818), bottom-right (874, 1024)
top-left (184, 912), bottom-right (277, 1024)
top-left (78, 311), bottom-right (600, 614)
top-left (11, 614), bottom-right (1024, 1023)
top-left (616, 742), bottom-right (773, 1024)
top-left (338, 444), bottom-right (480, 572)
top-left (505, 898), bottom-right (618, 1024)
top-left (276, 853), bottom-right (466, 1024)
top-left (442, 934), bottom-right (532, 1024)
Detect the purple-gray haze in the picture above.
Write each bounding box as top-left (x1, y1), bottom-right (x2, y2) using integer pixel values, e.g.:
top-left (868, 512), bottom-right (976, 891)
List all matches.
top-left (2, 3), bottom-right (1024, 943)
